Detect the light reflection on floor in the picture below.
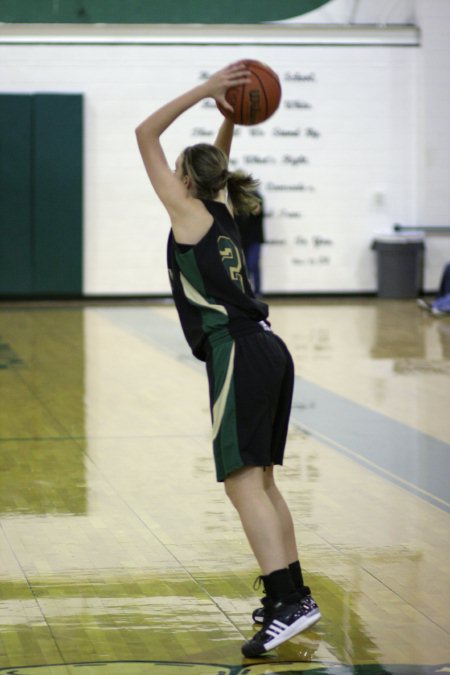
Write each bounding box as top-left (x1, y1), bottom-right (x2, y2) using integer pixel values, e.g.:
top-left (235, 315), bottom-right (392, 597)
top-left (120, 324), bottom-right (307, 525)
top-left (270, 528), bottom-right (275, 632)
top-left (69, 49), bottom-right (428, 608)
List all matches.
top-left (0, 298), bottom-right (449, 674)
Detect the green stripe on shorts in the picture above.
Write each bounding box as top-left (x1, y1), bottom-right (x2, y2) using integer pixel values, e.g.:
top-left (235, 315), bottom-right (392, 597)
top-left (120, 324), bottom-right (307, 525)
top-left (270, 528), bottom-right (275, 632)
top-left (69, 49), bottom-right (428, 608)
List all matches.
top-left (210, 339), bottom-right (243, 481)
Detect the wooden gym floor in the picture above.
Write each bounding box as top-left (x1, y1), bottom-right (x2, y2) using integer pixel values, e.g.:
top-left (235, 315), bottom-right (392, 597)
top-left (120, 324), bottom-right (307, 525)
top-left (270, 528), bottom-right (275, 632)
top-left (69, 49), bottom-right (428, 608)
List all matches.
top-left (0, 297), bottom-right (449, 675)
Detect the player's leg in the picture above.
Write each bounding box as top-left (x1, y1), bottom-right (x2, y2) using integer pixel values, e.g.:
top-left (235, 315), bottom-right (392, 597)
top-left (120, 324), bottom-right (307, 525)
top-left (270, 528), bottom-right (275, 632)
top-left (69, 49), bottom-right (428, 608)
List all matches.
top-left (262, 465), bottom-right (299, 564)
top-left (224, 465), bottom-right (290, 575)
top-left (437, 262), bottom-right (450, 298)
top-left (225, 465), bottom-right (320, 657)
top-left (244, 242), bottom-right (262, 296)
top-left (256, 465), bottom-right (319, 619)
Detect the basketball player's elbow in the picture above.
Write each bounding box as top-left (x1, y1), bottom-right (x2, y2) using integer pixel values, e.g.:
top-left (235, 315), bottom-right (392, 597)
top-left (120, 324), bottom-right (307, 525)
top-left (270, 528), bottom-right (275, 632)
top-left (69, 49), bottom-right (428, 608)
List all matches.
top-left (135, 125), bottom-right (156, 157)
top-left (135, 120), bottom-right (157, 143)
top-left (135, 122), bottom-right (148, 142)
top-left (135, 128), bottom-right (146, 157)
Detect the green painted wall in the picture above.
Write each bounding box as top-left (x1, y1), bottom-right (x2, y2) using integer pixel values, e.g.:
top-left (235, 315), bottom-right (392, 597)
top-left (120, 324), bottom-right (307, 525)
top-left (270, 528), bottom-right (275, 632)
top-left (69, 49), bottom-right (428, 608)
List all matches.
top-left (0, 0), bottom-right (331, 24)
top-left (0, 94), bottom-right (83, 297)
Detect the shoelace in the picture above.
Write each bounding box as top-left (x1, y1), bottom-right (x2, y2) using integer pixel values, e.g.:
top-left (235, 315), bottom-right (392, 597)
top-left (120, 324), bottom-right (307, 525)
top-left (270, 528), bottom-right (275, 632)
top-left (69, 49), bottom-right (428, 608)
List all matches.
top-left (252, 575), bottom-right (265, 592)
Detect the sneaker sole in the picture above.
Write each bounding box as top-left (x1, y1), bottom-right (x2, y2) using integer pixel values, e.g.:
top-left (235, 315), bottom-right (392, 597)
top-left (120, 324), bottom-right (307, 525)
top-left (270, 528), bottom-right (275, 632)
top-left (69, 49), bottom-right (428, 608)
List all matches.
top-left (243, 610), bottom-right (321, 657)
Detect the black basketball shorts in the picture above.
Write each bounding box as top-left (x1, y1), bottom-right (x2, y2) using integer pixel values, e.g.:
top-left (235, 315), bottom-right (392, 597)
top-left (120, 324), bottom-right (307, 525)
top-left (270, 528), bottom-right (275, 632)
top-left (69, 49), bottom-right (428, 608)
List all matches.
top-left (205, 324), bottom-right (294, 482)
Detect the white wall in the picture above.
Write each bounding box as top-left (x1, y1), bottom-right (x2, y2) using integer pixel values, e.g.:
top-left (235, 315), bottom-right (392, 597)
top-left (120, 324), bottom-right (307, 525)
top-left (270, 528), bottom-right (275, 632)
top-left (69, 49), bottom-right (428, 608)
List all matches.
top-left (290, 0), bottom-right (450, 291)
top-left (414, 0), bottom-right (450, 290)
top-left (1, 7), bottom-right (449, 295)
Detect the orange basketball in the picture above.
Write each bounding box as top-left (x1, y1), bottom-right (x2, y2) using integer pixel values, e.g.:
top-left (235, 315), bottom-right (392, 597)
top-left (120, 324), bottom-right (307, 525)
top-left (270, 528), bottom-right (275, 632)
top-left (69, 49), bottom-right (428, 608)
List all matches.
top-left (216, 59), bottom-right (282, 126)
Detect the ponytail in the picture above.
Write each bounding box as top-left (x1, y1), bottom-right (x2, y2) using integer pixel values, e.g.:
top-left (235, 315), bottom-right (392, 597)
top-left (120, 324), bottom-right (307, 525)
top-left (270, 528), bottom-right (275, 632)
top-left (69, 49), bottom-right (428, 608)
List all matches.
top-left (181, 143), bottom-right (261, 214)
top-left (226, 170), bottom-right (261, 215)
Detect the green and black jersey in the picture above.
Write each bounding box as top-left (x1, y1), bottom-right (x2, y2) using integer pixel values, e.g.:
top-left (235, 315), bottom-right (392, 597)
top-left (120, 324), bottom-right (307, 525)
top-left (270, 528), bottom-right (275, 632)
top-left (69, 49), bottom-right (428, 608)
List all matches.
top-left (167, 198), bottom-right (294, 481)
top-left (167, 199), bottom-right (269, 362)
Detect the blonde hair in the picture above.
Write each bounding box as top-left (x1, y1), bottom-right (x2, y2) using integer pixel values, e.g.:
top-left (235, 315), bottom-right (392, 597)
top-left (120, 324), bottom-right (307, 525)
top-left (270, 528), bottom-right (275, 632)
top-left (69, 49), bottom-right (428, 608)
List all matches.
top-left (181, 143), bottom-right (260, 215)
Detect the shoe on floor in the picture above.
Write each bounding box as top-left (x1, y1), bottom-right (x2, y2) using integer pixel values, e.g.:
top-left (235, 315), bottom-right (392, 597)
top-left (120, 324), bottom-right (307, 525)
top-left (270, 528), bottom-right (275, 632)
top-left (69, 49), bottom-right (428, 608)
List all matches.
top-left (242, 595), bottom-right (321, 658)
top-left (417, 298), bottom-right (432, 311)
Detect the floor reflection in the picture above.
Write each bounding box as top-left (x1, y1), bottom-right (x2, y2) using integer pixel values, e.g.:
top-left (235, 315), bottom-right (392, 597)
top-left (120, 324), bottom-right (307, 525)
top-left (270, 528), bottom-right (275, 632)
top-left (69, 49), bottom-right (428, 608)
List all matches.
top-left (1, 311), bottom-right (87, 523)
top-left (0, 439), bottom-right (87, 516)
top-left (0, 301), bottom-right (449, 673)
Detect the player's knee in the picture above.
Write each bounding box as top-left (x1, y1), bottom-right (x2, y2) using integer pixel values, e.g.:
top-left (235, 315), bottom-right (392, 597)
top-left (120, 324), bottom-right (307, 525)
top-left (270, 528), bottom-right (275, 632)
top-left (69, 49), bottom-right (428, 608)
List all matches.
top-left (224, 465), bottom-right (261, 507)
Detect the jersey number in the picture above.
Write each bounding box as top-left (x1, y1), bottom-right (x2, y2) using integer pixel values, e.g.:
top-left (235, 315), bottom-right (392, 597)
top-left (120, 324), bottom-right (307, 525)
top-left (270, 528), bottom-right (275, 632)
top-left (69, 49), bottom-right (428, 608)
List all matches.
top-left (217, 236), bottom-right (244, 292)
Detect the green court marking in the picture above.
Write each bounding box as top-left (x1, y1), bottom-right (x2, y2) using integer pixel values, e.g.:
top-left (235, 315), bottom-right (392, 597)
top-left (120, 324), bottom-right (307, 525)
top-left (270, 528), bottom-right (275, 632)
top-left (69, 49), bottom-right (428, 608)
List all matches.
top-left (0, 660), bottom-right (448, 674)
top-left (0, 340), bottom-right (25, 369)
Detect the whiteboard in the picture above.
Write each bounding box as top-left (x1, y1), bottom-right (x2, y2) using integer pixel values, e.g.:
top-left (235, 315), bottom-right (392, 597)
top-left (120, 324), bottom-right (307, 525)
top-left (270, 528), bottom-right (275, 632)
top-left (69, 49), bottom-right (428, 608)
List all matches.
top-left (1, 43), bottom-right (416, 294)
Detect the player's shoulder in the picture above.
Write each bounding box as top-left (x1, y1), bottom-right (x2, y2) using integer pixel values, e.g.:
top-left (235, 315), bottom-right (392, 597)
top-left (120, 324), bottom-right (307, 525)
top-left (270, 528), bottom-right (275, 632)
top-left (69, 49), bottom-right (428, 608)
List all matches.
top-left (170, 197), bottom-right (214, 245)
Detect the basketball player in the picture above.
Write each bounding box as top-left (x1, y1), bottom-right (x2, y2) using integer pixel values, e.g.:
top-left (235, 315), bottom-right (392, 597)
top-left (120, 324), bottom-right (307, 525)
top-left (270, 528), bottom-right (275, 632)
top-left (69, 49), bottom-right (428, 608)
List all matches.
top-left (135, 61), bottom-right (320, 658)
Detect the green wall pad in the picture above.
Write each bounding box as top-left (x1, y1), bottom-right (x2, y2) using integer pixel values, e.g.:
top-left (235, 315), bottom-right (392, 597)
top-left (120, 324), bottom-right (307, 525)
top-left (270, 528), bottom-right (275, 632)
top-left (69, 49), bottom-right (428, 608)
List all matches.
top-left (0, 95), bottom-right (33, 294)
top-left (0, 93), bottom-right (83, 297)
top-left (33, 94), bottom-right (83, 295)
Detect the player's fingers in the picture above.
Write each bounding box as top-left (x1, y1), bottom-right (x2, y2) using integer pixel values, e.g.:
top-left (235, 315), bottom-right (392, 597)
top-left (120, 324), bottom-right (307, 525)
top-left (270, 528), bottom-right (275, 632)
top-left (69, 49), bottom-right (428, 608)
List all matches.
top-left (225, 62), bottom-right (250, 78)
top-left (225, 69), bottom-right (251, 86)
top-left (216, 94), bottom-right (234, 113)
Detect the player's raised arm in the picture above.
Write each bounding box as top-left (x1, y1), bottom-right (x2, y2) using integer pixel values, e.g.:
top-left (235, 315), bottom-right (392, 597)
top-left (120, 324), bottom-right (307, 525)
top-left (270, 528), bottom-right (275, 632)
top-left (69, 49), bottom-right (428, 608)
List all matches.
top-left (135, 63), bottom-right (250, 218)
top-left (214, 117), bottom-right (235, 159)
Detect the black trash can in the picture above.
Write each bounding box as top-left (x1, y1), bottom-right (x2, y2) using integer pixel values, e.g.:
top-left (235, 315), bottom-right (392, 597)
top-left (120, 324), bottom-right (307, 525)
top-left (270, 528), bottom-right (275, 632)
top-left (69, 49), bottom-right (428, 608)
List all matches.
top-left (372, 237), bottom-right (425, 299)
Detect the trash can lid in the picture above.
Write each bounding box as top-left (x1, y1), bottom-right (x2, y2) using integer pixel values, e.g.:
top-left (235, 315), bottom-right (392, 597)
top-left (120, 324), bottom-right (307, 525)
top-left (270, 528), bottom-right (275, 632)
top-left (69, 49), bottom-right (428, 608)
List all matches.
top-left (371, 236), bottom-right (425, 251)
top-left (373, 233), bottom-right (425, 243)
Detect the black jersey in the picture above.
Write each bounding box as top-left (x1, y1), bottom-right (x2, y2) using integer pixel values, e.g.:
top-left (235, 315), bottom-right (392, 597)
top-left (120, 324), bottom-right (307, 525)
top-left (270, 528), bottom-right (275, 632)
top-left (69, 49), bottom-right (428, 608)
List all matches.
top-left (167, 199), bottom-right (269, 361)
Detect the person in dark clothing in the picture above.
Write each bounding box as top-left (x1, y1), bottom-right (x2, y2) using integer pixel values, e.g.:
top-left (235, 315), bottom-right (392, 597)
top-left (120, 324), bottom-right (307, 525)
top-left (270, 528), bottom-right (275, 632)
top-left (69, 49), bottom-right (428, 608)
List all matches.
top-left (235, 191), bottom-right (264, 296)
top-left (135, 61), bottom-right (320, 658)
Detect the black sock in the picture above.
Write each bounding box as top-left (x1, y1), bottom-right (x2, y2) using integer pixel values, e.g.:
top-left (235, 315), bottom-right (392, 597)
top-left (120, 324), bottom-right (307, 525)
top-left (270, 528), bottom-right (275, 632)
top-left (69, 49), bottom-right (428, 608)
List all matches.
top-left (263, 568), bottom-right (297, 603)
top-left (289, 560), bottom-right (310, 597)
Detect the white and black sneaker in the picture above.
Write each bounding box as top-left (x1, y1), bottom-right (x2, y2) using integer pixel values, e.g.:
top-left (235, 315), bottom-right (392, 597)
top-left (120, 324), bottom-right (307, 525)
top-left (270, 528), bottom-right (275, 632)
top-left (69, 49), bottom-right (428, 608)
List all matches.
top-left (242, 595), bottom-right (321, 658)
top-left (417, 298), bottom-right (432, 311)
top-left (252, 592), bottom-right (320, 626)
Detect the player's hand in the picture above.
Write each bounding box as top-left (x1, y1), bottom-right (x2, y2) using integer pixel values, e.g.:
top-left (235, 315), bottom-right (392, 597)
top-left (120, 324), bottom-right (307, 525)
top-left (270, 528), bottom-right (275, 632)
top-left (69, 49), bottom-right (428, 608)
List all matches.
top-left (204, 62), bottom-right (251, 112)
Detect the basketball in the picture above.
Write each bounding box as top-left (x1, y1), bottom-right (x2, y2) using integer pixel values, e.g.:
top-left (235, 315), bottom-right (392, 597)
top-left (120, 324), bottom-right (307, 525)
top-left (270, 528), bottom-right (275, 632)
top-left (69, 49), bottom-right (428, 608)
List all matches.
top-left (217, 59), bottom-right (282, 126)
